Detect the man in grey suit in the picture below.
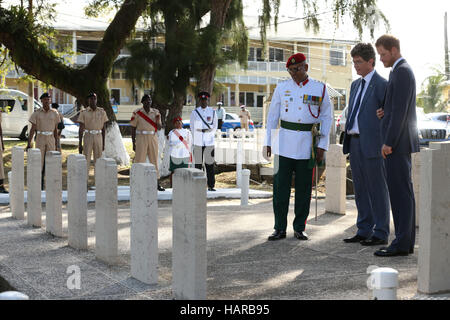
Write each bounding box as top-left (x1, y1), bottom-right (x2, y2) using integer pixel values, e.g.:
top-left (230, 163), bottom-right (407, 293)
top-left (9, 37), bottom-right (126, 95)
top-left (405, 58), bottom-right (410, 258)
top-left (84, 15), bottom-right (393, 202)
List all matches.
top-left (374, 35), bottom-right (420, 257)
top-left (342, 43), bottom-right (390, 246)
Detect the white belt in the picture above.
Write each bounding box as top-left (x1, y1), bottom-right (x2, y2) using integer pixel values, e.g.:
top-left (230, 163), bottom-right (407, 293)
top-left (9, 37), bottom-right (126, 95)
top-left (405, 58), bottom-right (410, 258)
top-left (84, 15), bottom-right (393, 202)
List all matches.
top-left (37, 131), bottom-right (53, 135)
top-left (136, 130), bottom-right (155, 135)
top-left (86, 130), bottom-right (102, 134)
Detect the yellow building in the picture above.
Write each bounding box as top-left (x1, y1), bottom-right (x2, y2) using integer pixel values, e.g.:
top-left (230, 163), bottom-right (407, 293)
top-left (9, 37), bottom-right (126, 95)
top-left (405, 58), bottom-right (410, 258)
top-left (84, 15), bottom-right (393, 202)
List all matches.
top-left (3, 17), bottom-right (357, 124)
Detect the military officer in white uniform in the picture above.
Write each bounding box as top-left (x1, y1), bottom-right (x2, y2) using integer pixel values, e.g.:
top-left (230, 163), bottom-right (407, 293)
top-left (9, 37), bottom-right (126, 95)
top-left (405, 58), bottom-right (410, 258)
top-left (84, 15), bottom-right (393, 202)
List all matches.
top-left (190, 91), bottom-right (218, 191)
top-left (263, 53), bottom-right (333, 241)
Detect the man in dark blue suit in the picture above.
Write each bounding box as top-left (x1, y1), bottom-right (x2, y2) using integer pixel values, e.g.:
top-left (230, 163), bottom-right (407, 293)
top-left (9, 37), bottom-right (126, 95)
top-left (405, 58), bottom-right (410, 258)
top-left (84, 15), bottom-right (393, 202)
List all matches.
top-left (374, 35), bottom-right (420, 257)
top-left (342, 43), bottom-right (390, 246)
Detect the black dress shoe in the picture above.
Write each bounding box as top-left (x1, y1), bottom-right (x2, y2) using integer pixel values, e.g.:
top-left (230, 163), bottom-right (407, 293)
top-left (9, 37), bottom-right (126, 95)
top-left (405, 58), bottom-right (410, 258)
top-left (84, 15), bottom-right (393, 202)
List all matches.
top-left (0, 186), bottom-right (8, 194)
top-left (343, 234), bottom-right (367, 243)
top-left (268, 230), bottom-right (286, 241)
top-left (294, 231), bottom-right (308, 240)
top-left (208, 187), bottom-right (216, 191)
top-left (157, 185), bottom-right (165, 191)
top-left (360, 236), bottom-right (388, 246)
top-left (374, 248), bottom-right (409, 257)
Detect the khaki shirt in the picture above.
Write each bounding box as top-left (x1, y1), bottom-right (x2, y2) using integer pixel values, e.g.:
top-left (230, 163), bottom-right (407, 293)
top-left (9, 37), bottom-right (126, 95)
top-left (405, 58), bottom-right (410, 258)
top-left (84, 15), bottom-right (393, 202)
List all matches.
top-left (130, 107), bottom-right (160, 132)
top-left (239, 109), bottom-right (251, 123)
top-left (78, 107), bottom-right (108, 130)
top-left (29, 108), bottom-right (60, 132)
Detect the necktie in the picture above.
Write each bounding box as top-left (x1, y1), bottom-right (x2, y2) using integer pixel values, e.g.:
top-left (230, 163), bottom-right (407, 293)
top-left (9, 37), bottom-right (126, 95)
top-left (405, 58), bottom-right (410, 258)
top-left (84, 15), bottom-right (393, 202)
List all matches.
top-left (346, 78), bottom-right (366, 132)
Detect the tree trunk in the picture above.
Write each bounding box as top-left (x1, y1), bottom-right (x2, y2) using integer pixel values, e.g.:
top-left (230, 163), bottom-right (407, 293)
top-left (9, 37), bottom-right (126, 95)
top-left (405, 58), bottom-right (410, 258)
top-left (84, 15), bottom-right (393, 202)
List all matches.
top-left (196, 0), bottom-right (232, 93)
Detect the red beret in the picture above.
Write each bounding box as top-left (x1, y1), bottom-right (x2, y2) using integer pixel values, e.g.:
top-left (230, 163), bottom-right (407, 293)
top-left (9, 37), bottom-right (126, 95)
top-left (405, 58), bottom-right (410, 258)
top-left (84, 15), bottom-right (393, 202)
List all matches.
top-left (286, 53), bottom-right (306, 68)
top-left (173, 116), bottom-right (182, 124)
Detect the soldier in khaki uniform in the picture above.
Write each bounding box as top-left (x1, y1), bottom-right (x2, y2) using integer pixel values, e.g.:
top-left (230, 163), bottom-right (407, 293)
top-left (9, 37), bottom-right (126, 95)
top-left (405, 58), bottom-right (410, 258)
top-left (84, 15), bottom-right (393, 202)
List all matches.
top-left (239, 105), bottom-right (251, 130)
top-left (0, 111), bottom-right (7, 193)
top-left (130, 94), bottom-right (165, 191)
top-left (78, 92), bottom-right (108, 183)
top-left (27, 92), bottom-right (60, 189)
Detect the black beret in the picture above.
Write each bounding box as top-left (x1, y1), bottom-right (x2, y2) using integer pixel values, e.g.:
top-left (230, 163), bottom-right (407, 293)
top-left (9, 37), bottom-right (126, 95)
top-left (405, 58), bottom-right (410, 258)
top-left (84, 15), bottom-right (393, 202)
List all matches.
top-left (141, 94), bottom-right (152, 103)
top-left (40, 92), bottom-right (51, 99)
top-left (198, 91), bottom-right (210, 99)
top-left (86, 92), bottom-right (97, 98)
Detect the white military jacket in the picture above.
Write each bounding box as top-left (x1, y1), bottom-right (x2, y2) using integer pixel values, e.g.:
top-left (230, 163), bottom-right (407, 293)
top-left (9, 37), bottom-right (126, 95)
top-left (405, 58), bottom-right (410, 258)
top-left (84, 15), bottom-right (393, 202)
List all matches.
top-left (264, 77), bottom-right (333, 159)
top-left (168, 128), bottom-right (192, 158)
top-left (190, 106), bottom-right (218, 147)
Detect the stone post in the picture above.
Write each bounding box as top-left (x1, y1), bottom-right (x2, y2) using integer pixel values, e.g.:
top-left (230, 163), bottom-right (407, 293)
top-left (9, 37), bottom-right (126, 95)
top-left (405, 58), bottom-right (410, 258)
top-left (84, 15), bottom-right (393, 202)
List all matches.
top-left (11, 146), bottom-right (25, 220)
top-left (45, 151), bottom-right (63, 237)
top-left (241, 169), bottom-right (250, 206)
top-left (418, 141), bottom-right (450, 294)
top-left (67, 154), bottom-right (88, 250)
top-left (325, 144), bottom-right (346, 215)
top-left (236, 137), bottom-right (243, 187)
top-left (130, 163), bottom-right (158, 285)
top-left (95, 158), bottom-right (118, 265)
top-left (172, 168), bottom-right (207, 300)
top-left (27, 148), bottom-right (41, 227)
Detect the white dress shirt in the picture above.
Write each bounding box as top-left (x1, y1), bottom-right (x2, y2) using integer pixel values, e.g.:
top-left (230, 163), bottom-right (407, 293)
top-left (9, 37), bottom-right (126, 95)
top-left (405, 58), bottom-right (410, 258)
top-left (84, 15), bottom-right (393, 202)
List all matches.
top-left (190, 106), bottom-right (218, 147)
top-left (169, 128), bottom-right (192, 158)
top-left (392, 57), bottom-right (404, 70)
top-left (264, 78), bottom-right (333, 159)
top-left (347, 69), bottom-right (375, 135)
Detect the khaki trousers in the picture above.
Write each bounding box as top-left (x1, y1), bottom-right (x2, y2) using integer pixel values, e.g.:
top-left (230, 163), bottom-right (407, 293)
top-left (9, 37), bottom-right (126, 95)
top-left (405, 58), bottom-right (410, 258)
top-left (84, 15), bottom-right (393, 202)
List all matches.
top-left (35, 134), bottom-right (56, 170)
top-left (134, 134), bottom-right (159, 179)
top-left (83, 132), bottom-right (103, 176)
top-left (240, 122), bottom-right (249, 130)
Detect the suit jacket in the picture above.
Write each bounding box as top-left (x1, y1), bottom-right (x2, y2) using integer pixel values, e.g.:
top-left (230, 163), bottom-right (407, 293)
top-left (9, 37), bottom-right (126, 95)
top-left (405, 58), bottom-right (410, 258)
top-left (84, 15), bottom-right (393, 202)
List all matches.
top-left (343, 71), bottom-right (387, 158)
top-left (381, 59), bottom-right (420, 154)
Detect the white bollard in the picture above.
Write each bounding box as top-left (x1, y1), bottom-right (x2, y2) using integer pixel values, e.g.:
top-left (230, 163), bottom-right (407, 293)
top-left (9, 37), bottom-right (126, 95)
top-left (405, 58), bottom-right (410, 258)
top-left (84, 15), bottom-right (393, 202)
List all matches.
top-left (241, 169), bottom-right (250, 206)
top-left (67, 154), bottom-right (88, 250)
top-left (411, 152), bottom-right (421, 227)
top-left (325, 144), bottom-right (346, 215)
top-left (11, 146), bottom-right (25, 220)
top-left (130, 163), bottom-right (158, 285)
top-left (0, 291), bottom-right (29, 300)
top-left (45, 151), bottom-right (63, 237)
top-left (370, 267), bottom-right (398, 300)
top-left (95, 158), bottom-right (118, 265)
top-left (236, 138), bottom-right (243, 187)
top-left (418, 141), bottom-right (450, 294)
top-left (27, 148), bottom-right (41, 227)
top-left (172, 168), bottom-right (207, 300)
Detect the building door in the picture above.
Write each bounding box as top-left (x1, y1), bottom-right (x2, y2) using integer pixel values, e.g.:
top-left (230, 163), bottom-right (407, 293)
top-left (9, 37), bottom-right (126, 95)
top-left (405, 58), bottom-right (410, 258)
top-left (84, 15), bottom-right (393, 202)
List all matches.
top-left (257, 95), bottom-right (264, 108)
top-left (110, 89), bottom-right (120, 105)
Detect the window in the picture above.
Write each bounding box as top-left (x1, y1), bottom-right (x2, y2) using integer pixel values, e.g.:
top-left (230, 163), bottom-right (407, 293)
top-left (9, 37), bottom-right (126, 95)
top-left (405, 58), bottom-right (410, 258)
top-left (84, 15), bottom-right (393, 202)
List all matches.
top-left (110, 89), bottom-right (121, 105)
top-left (0, 99), bottom-right (15, 112)
top-left (246, 92), bottom-right (255, 107)
top-left (77, 40), bottom-right (100, 54)
top-left (330, 45), bottom-right (346, 66)
top-left (230, 92), bottom-right (236, 106)
top-left (269, 48), bottom-right (284, 62)
top-left (225, 114), bottom-right (234, 120)
top-left (334, 89), bottom-right (347, 110)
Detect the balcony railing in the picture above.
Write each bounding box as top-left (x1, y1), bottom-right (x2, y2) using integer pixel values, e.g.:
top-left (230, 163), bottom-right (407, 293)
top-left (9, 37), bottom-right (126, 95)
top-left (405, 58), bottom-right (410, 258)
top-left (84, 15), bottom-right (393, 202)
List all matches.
top-left (75, 54), bottom-right (131, 65)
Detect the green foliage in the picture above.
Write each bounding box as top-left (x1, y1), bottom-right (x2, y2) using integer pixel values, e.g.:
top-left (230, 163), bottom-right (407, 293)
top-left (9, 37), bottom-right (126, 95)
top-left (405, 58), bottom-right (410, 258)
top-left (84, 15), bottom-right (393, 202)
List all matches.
top-left (417, 68), bottom-right (448, 113)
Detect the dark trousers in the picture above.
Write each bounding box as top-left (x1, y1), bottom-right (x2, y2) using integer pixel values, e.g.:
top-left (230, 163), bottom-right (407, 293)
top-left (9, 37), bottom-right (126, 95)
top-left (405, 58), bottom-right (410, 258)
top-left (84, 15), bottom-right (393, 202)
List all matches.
top-left (384, 152), bottom-right (416, 252)
top-left (218, 119), bottom-right (223, 130)
top-left (349, 136), bottom-right (390, 240)
top-left (193, 145), bottom-right (215, 188)
top-left (273, 155), bottom-right (313, 232)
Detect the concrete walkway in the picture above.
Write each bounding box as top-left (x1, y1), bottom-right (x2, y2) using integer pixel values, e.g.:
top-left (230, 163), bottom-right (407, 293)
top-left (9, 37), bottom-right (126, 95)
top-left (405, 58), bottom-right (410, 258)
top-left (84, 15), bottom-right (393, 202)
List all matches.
top-left (0, 197), bottom-right (446, 300)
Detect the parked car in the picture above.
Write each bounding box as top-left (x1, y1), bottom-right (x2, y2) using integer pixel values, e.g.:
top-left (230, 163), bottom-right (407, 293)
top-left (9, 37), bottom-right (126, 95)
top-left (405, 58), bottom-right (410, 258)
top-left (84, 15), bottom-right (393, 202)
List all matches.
top-left (0, 89), bottom-right (41, 140)
top-left (183, 112), bottom-right (255, 132)
top-left (427, 112), bottom-right (450, 125)
top-left (60, 118), bottom-right (79, 138)
top-left (335, 106), bottom-right (348, 144)
top-left (417, 108), bottom-right (450, 145)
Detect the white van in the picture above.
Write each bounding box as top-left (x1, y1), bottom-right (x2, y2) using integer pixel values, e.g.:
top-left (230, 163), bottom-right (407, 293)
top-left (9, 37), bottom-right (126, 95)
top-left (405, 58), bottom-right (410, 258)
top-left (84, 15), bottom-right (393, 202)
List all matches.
top-left (0, 89), bottom-right (41, 140)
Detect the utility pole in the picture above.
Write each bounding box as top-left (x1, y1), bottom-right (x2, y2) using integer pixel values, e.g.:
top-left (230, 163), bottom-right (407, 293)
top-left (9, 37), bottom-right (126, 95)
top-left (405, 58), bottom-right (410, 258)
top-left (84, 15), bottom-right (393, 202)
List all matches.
top-left (445, 12), bottom-right (449, 80)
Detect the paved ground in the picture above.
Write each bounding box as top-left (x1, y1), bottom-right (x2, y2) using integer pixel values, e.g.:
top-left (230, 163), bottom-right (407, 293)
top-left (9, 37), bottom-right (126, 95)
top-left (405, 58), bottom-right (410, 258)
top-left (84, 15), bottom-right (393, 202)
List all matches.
top-left (0, 195), bottom-right (446, 300)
